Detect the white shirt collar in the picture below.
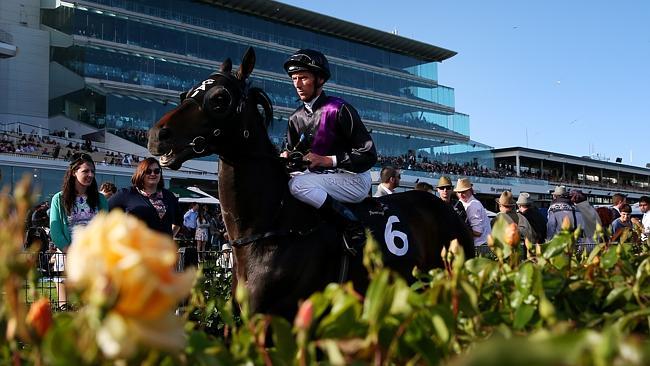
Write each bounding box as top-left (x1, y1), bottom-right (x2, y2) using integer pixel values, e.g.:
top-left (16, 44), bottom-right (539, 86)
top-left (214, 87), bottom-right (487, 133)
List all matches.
top-left (303, 93), bottom-right (322, 114)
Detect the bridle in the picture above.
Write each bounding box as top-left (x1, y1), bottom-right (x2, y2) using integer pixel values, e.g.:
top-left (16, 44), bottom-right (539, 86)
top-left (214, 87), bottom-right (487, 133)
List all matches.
top-left (177, 71), bottom-right (273, 155)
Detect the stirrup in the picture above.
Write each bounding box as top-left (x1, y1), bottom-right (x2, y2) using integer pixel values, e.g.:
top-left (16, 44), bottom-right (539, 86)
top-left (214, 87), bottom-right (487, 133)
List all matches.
top-left (342, 229), bottom-right (365, 257)
top-left (342, 235), bottom-right (358, 256)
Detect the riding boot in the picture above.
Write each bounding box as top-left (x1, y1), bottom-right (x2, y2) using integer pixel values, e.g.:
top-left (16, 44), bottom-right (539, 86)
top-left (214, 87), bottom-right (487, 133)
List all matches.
top-left (318, 195), bottom-right (366, 256)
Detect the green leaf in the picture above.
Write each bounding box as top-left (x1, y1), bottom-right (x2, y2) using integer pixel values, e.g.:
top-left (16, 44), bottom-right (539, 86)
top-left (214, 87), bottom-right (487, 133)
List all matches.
top-left (601, 246), bottom-right (619, 269)
top-left (604, 287), bottom-right (632, 308)
top-left (538, 296), bottom-right (556, 322)
top-left (362, 270), bottom-right (393, 329)
top-left (543, 237), bottom-right (568, 259)
top-left (318, 291), bottom-right (365, 339)
top-left (459, 280), bottom-right (479, 314)
top-left (550, 253), bottom-right (569, 270)
top-left (432, 314), bottom-right (450, 343)
top-left (510, 289), bottom-right (524, 309)
top-left (42, 314), bottom-right (88, 366)
top-left (390, 278), bottom-right (414, 315)
top-left (585, 243), bottom-right (603, 264)
top-left (515, 262), bottom-right (534, 296)
top-left (270, 317), bottom-right (297, 364)
top-left (513, 304), bottom-right (536, 330)
top-left (465, 257), bottom-right (497, 275)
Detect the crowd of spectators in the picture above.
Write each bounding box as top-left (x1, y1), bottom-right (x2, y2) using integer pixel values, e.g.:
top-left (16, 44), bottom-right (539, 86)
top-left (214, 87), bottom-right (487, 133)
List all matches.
top-left (0, 128), bottom-right (144, 168)
top-left (113, 127), bottom-right (149, 147)
top-left (378, 152), bottom-right (650, 193)
top-left (377, 153), bottom-right (503, 179)
top-left (3, 126), bottom-right (649, 195)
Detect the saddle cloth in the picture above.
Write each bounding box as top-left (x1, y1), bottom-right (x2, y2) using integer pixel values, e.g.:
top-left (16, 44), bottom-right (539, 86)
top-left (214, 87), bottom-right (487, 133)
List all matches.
top-left (346, 197), bottom-right (418, 267)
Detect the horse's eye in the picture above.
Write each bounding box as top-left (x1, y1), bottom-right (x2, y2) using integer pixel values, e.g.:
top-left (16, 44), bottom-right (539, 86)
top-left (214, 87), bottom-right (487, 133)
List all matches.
top-left (208, 89), bottom-right (231, 112)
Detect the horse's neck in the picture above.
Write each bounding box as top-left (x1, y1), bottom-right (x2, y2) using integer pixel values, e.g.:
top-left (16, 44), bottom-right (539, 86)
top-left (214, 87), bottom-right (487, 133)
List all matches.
top-left (218, 140), bottom-right (286, 239)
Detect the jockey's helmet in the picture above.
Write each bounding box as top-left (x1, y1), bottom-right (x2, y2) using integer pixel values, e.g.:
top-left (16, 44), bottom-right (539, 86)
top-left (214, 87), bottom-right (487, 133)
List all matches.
top-left (283, 49), bottom-right (331, 82)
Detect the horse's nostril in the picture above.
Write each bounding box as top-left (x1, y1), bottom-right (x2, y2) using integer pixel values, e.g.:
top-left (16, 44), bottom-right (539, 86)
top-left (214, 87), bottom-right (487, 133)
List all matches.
top-left (158, 127), bottom-right (172, 140)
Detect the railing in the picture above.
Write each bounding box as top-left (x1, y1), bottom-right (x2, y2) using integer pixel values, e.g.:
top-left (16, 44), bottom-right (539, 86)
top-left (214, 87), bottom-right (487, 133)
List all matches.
top-left (474, 243), bottom-right (599, 258)
top-left (21, 244), bottom-right (233, 311)
top-left (0, 127), bottom-right (214, 176)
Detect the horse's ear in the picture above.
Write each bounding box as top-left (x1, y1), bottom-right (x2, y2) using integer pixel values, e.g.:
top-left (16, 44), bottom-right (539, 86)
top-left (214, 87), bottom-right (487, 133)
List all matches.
top-left (237, 47), bottom-right (256, 80)
top-left (221, 58), bottom-right (232, 73)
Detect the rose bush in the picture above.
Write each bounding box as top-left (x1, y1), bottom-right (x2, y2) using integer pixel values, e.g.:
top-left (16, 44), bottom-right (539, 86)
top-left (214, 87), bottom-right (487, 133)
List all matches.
top-left (2, 179), bottom-right (650, 365)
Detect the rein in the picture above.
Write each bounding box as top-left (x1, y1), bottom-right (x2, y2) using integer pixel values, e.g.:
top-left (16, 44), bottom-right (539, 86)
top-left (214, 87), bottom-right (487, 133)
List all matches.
top-left (229, 226), bottom-right (319, 248)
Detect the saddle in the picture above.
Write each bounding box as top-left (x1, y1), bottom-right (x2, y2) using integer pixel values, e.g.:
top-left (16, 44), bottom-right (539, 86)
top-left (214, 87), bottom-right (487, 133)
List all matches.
top-left (285, 195), bottom-right (418, 268)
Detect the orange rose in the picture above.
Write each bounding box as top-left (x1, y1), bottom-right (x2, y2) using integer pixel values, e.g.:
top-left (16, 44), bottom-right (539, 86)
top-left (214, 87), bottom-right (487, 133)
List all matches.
top-left (67, 211), bottom-right (196, 358)
top-left (26, 298), bottom-right (53, 338)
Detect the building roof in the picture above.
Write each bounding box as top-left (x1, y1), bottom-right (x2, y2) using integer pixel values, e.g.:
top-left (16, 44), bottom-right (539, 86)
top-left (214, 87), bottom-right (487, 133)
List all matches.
top-left (199, 0), bottom-right (457, 62)
top-left (491, 147), bottom-right (650, 175)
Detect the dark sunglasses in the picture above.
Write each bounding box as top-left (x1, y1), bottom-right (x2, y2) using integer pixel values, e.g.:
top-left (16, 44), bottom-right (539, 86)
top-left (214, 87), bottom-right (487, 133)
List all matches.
top-left (438, 186), bottom-right (453, 191)
top-left (145, 168), bottom-right (161, 175)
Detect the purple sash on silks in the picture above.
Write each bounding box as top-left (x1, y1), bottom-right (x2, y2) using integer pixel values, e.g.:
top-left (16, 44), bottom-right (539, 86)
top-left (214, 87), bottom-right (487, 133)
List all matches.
top-left (310, 97), bottom-right (344, 156)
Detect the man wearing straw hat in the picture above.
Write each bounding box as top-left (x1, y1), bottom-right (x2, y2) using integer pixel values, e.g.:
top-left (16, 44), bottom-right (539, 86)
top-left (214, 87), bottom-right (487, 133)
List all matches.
top-left (493, 191), bottom-right (535, 243)
top-left (454, 178), bottom-right (491, 246)
top-left (437, 176), bottom-right (467, 225)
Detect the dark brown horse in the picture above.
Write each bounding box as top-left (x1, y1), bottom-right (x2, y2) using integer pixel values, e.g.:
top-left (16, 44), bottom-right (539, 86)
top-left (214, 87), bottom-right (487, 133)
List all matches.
top-left (148, 48), bottom-right (474, 320)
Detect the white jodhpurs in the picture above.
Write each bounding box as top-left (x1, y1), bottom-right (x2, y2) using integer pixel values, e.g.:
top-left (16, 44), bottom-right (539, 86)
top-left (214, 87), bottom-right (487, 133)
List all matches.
top-left (288, 170), bottom-right (371, 208)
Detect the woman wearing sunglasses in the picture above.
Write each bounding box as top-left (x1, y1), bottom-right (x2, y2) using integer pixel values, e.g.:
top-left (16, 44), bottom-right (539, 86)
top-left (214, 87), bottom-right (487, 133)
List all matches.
top-left (50, 153), bottom-right (109, 309)
top-left (108, 157), bottom-right (182, 237)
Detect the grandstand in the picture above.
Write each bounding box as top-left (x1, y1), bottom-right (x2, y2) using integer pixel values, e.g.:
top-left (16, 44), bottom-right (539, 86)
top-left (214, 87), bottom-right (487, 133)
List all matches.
top-left (0, 0), bottom-right (644, 208)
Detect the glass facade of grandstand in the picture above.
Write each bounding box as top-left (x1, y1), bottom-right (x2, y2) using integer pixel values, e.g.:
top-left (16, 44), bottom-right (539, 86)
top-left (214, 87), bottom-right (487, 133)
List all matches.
top-left (41, 0), bottom-right (479, 157)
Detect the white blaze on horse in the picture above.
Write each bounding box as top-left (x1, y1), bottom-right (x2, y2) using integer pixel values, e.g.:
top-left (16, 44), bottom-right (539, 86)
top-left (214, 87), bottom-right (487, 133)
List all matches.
top-left (148, 47), bottom-right (474, 320)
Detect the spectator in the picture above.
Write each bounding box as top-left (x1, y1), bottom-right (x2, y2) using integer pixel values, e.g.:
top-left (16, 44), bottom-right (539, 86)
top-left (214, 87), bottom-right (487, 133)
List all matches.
top-left (183, 202), bottom-right (199, 239)
top-left (108, 157), bottom-right (182, 237)
top-left (570, 189), bottom-right (602, 244)
top-left (52, 144), bottom-right (61, 159)
top-left (374, 166), bottom-right (400, 197)
top-left (632, 196), bottom-right (649, 242)
top-left (195, 206), bottom-right (210, 261)
top-left (516, 192), bottom-right (547, 244)
top-left (50, 153), bottom-right (108, 309)
top-left (611, 193), bottom-right (627, 220)
top-left (492, 191), bottom-right (535, 244)
top-left (437, 176), bottom-right (468, 226)
top-left (209, 211), bottom-right (226, 248)
top-left (611, 204), bottom-right (635, 241)
top-left (546, 186), bottom-right (584, 240)
top-left (413, 181), bottom-right (433, 193)
top-left (454, 178), bottom-right (491, 246)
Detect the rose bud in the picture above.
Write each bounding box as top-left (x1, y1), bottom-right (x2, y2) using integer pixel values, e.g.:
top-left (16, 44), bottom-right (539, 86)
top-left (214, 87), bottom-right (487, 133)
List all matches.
top-left (294, 299), bottom-right (314, 331)
top-left (505, 223), bottom-right (520, 247)
top-left (26, 298), bottom-right (53, 338)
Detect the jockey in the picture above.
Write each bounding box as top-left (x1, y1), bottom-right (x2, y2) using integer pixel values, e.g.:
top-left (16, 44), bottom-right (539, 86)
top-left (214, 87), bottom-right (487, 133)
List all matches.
top-left (281, 49), bottom-right (378, 255)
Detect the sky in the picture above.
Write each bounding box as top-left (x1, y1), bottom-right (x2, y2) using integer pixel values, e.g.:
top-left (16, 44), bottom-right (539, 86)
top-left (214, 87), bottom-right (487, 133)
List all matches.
top-left (278, 0), bottom-right (650, 168)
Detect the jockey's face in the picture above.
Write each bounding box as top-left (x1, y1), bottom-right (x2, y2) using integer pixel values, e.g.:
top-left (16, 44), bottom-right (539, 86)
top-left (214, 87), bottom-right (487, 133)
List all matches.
top-left (291, 71), bottom-right (322, 102)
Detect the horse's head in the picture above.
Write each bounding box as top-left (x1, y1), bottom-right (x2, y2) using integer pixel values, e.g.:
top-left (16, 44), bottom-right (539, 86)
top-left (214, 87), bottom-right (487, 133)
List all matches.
top-left (148, 47), bottom-right (272, 169)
